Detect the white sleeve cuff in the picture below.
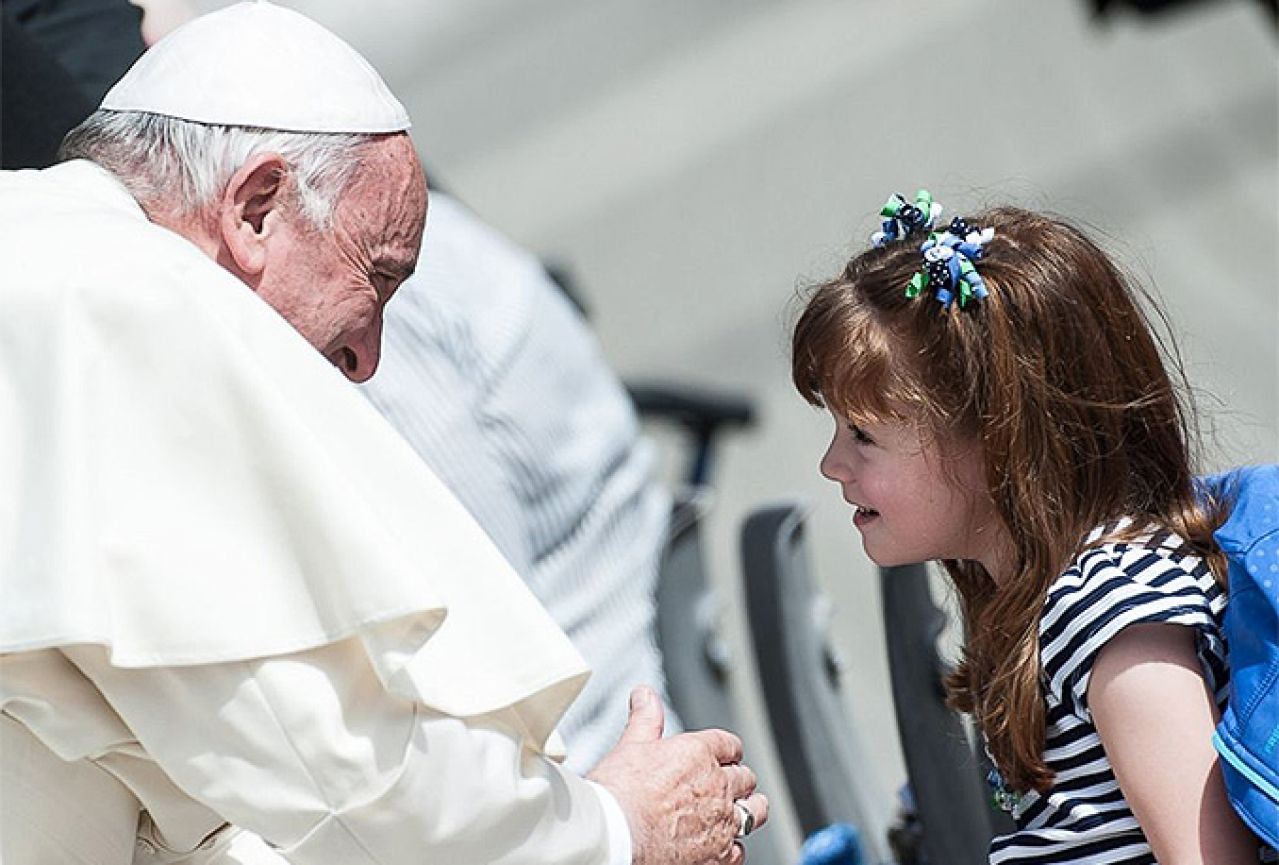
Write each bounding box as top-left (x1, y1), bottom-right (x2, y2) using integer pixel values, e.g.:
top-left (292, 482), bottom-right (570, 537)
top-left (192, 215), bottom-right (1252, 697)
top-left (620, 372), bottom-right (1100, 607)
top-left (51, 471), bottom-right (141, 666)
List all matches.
top-left (586, 780), bottom-right (633, 865)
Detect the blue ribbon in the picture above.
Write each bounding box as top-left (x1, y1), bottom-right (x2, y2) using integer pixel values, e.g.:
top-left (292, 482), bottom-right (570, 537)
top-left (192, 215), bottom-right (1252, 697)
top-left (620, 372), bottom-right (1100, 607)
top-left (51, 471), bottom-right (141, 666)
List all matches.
top-left (914, 221), bottom-right (994, 309)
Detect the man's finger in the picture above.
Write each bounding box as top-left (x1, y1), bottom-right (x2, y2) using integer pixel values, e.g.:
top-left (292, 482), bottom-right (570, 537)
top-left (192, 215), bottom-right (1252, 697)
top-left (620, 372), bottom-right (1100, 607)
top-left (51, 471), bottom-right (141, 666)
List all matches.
top-left (722, 763), bottom-right (757, 800)
top-left (686, 727), bottom-right (744, 765)
top-left (615, 686), bottom-right (665, 746)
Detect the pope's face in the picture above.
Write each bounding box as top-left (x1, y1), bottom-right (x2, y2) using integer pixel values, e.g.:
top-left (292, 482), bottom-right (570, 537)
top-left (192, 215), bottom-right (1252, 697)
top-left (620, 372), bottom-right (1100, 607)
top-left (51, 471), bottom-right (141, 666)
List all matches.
top-left (256, 134), bottom-right (427, 382)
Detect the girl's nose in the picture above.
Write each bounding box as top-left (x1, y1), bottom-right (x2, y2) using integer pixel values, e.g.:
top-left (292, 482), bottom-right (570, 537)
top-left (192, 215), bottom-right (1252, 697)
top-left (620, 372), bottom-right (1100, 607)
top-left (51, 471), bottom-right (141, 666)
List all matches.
top-left (819, 439), bottom-right (849, 484)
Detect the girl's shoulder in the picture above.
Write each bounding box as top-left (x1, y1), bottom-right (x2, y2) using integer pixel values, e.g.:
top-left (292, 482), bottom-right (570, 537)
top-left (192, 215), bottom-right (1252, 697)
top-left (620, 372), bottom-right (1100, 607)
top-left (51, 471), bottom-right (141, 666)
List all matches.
top-left (1037, 518), bottom-right (1227, 721)
top-left (1047, 517), bottom-right (1221, 612)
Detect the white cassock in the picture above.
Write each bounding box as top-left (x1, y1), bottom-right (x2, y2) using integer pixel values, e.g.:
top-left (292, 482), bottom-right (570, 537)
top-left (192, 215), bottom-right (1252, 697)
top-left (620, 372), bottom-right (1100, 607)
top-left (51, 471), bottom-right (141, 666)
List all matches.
top-left (0, 161), bottom-right (632, 865)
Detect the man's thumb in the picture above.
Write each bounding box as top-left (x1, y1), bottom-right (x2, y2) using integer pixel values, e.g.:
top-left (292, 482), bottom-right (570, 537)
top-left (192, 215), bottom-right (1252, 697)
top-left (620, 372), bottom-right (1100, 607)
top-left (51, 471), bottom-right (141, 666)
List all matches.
top-left (617, 686), bottom-right (665, 745)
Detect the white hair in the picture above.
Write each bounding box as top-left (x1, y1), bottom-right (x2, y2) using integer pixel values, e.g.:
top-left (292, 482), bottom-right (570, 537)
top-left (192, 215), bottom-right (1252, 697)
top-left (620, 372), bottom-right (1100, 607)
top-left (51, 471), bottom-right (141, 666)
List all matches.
top-left (59, 110), bottom-right (376, 228)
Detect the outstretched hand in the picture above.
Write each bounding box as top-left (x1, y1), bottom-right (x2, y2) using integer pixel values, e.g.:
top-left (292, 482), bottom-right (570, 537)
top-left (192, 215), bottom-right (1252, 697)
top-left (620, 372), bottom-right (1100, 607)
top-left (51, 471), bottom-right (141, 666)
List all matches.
top-left (587, 687), bottom-right (768, 865)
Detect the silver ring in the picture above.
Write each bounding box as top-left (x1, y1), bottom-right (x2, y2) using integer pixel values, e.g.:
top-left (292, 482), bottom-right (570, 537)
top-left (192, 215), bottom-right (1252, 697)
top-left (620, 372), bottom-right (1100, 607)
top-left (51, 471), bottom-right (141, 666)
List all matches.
top-left (734, 800), bottom-right (755, 838)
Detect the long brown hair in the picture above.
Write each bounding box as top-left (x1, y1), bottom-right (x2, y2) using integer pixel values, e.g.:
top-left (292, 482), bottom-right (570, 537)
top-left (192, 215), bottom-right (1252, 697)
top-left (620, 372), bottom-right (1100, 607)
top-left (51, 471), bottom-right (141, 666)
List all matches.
top-left (792, 206), bottom-right (1226, 792)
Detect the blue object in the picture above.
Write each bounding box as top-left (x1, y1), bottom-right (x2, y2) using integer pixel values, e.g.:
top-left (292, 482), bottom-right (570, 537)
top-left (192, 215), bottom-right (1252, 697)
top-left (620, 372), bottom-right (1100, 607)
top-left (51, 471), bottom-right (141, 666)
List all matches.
top-left (913, 224), bottom-right (993, 310)
top-left (797, 822), bottom-right (863, 865)
top-left (1205, 465), bottom-right (1279, 849)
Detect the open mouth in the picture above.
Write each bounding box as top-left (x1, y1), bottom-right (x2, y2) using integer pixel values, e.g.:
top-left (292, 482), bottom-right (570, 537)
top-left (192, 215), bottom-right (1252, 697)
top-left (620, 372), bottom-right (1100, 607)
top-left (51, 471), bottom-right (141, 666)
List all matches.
top-left (853, 504), bottom-right (879, 517)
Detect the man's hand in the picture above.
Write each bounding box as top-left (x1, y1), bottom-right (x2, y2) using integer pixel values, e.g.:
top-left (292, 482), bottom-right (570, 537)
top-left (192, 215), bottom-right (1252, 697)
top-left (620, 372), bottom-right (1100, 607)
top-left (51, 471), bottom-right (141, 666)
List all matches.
top-left (587, 687), bottom-right (769, 865)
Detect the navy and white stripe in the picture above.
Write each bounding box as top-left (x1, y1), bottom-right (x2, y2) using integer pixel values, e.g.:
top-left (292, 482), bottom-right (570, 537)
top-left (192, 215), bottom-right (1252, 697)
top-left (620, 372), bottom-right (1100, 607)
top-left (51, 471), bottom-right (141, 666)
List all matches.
top-left (360, 192), bottom-right (674, 771)
top-left (990, 520), bottom-right (1229, 864)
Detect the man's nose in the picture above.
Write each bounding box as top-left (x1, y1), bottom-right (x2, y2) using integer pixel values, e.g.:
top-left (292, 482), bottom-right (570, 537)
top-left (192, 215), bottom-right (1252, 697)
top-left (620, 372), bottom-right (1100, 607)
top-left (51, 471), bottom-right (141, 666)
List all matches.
top-left (336, 319), bottom-right (383, 383)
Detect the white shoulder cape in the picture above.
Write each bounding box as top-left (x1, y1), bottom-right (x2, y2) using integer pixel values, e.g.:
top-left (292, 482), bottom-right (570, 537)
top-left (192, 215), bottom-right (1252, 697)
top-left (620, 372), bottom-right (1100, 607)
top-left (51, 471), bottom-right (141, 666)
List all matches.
top-left (0, 161), bottom-right (588, 751)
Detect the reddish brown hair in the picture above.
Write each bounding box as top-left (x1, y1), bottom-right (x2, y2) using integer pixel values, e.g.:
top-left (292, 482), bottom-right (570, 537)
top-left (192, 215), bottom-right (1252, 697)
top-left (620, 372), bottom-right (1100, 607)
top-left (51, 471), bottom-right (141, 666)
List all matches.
top-left (792, 206), bottom-right (1225, 792)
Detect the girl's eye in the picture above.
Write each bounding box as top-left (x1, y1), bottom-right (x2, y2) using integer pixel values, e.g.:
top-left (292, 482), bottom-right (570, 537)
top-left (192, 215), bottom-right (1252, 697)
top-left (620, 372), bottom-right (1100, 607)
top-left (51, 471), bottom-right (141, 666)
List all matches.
top-left (848, 423), bottom-right (874, 445)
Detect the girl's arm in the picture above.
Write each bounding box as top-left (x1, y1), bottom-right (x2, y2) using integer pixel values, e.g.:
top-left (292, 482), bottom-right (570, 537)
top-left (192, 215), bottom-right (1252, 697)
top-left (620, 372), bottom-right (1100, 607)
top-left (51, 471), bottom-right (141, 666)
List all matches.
top-left (1090, 622), bottom-right (1258, 865)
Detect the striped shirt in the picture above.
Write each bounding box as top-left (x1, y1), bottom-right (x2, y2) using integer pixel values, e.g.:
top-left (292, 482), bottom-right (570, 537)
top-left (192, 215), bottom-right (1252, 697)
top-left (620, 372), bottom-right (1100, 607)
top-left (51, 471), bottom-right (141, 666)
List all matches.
top-left (989, 521), bottom-right (1231, 864)
top-left (360, 193), bottom-right (674, 772)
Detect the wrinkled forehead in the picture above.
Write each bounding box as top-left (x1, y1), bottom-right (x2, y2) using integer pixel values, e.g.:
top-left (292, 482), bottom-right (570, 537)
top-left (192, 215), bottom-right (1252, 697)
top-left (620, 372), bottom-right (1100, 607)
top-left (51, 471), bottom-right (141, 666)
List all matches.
top-left (338, 136), bottom-right (427, 259)
top-left (345, 136), bottom-right (425, 217)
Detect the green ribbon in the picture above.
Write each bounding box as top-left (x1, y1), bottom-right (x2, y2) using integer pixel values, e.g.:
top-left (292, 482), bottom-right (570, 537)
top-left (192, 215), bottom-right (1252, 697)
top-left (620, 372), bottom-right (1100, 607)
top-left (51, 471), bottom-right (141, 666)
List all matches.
top-left (880, 189), bottom-right (935, 223)
top-left (905, 270), bottom-right (928, 299)
top-left (957, 257), bottom-right (977, 308)
top-left (912, 189), bottom-right (933, 219)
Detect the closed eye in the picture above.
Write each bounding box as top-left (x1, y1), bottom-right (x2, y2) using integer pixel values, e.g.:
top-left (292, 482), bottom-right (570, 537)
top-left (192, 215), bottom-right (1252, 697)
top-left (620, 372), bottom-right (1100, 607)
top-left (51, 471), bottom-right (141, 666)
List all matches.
top-left (370, 271), bottom-right (403, 302)
top-left (372, 256), bottom-right (415, 300)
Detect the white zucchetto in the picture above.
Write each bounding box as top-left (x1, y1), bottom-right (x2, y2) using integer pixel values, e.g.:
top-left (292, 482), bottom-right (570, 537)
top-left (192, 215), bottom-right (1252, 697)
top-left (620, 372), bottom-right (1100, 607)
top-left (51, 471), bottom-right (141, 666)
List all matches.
top-left (101, 1), bottom-right (410, 134)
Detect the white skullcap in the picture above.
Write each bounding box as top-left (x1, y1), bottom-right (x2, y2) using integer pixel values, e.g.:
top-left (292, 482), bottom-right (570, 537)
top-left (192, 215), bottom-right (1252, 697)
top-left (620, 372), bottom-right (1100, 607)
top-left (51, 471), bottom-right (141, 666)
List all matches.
top-left (101, 1), bottom-right (410, 134)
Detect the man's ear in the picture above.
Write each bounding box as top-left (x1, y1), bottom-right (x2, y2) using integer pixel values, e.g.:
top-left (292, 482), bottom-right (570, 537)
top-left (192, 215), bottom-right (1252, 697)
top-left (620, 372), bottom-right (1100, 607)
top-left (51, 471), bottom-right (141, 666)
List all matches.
top-left (217, 152), bottom-right (292, 279)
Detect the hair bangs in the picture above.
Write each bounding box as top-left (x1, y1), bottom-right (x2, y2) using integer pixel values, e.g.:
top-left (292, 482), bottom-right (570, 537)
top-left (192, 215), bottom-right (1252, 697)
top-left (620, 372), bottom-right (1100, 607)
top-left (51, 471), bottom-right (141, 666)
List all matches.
top-left (791, 280), bottom-right (916, 426)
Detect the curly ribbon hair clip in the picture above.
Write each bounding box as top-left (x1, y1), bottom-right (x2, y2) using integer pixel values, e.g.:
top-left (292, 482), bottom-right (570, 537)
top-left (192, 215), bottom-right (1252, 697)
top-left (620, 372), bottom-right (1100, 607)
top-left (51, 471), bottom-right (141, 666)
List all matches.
top-left (870, 190), bottom-right (995, 310)
top-left (871, 190), bottom-right (941, 246)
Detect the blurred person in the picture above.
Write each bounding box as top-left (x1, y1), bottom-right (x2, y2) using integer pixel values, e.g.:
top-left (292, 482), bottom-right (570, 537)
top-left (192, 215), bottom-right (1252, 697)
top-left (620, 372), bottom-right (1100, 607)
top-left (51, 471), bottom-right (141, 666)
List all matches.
top-left (0, 0), bottom-right (206, 171)
top-left (131, 0), bottom-right (199, 47)
top-left (792, 191), bottom-right (1263, 863)
top-left (2, 0), bottom-right (145, 103)
top-left (0, 0), bottom-right (142, 169)
top-left (0, 2), bottom-right (94, 169)
top-left (0, 3), bottom-right (767, 864)
top-left (361, 190), bottom-right (677, 773)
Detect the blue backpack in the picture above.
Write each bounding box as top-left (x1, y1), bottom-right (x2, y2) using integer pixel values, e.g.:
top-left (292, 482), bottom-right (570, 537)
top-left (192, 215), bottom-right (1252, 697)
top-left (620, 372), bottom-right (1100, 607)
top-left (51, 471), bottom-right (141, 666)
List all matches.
top-left (1208, 464), bottom-right (1279, 849)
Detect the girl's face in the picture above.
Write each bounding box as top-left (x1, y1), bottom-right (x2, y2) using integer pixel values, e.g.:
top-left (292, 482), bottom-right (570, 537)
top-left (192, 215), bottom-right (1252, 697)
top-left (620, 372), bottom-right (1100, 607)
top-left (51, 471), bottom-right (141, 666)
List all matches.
top-left (819, 409), bottom-right (1008, 576)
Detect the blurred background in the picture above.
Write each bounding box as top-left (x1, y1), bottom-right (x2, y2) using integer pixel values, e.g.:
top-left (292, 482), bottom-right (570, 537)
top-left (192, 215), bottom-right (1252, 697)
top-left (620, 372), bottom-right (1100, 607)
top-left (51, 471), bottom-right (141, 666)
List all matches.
top-left (206, 0), bottom-right (1276, 854)
top-left (15, 0), bottom-right (1277, 856)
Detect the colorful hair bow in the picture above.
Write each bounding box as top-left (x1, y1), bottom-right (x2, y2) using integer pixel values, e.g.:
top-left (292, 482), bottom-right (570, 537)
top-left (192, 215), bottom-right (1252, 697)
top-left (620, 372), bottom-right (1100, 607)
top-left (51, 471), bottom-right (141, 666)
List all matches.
top-left (869, 191), bottom-right (995, 308)
top-left (907, 215), bottom-right (995, 309)
top-left (871, 190), bottom-right (942, 247)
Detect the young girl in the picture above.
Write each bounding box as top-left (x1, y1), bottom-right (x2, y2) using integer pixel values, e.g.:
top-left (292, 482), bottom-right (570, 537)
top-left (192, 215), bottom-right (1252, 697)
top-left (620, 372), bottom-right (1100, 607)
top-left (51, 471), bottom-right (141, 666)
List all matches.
top-left (791, 194), bottom-right (1263, 863)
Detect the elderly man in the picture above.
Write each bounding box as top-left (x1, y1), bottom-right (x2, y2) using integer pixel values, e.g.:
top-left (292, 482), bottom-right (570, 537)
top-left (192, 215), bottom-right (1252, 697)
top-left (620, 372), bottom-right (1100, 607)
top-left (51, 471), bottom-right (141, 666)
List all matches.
top-left (0, 3), bottom-right (766, 864)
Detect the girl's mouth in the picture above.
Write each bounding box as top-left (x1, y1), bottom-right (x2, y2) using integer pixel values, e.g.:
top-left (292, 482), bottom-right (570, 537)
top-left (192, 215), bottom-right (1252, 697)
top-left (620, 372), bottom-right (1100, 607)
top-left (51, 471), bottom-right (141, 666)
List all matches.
top-left (852, 505), bottom-right (879, 528)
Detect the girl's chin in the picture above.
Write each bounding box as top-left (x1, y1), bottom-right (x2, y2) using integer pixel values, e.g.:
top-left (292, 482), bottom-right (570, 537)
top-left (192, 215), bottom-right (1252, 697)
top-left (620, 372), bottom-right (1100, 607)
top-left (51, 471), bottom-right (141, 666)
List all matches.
top-left (859, 543), bottom-right (930, 570)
